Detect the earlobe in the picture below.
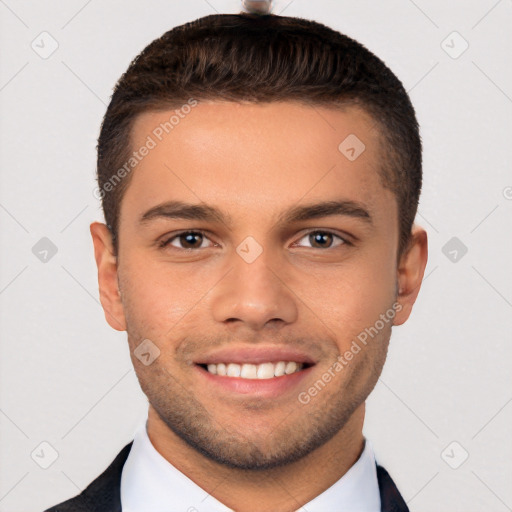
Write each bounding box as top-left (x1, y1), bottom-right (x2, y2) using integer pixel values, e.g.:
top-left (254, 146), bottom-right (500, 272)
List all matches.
top-left (393, 225), bottom-right (428, 326)
top-left (89, 222), bottom-right (127, 332)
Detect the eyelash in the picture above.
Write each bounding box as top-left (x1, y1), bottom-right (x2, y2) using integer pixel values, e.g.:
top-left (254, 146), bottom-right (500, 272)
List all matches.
top-left (158, 229), bottom-right (353, 251)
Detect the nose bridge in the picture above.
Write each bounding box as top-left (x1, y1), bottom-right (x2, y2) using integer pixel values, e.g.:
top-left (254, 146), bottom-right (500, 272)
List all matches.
top-left (210, 239), bottom-right (298, 329)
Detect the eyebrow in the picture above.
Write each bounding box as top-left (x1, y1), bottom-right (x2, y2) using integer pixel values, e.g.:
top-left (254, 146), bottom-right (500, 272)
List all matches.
top-left (138, 199), bottom-right (373, 227)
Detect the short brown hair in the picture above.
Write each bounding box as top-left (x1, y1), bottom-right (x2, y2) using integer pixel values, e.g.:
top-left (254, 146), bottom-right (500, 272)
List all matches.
top-left (97, 12), bottom-right (422, 261)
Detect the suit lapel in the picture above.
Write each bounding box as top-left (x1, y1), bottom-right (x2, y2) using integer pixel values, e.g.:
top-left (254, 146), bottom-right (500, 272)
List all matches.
top-left (376, 464), bottom-right (410, 512)
top-left (44, 442), bottom-right (132, 512)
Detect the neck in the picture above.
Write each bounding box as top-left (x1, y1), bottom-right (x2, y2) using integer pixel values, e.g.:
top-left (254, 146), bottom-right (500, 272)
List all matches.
top-left (146, 404), bottom-right (366, 512)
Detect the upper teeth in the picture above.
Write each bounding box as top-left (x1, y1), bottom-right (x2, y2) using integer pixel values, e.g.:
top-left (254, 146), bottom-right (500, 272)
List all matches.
top-left (206, 361), bottom-right (303, 379)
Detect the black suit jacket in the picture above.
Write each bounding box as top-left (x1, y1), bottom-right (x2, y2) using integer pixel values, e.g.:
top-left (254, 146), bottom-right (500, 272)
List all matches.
top-left (44, 442), bottom-right (409, 512)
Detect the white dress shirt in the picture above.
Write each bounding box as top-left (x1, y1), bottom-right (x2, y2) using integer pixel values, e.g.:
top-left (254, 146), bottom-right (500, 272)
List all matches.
top-left (120, 415), bottom-right (381, 512)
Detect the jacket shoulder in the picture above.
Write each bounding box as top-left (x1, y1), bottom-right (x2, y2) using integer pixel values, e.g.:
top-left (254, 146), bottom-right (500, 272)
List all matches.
top-left (43, 442), bottom-right (133, 512)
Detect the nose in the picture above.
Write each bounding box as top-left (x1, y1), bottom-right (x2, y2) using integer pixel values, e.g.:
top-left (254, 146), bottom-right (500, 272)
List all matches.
top-left (210, 247), bottom-right (298, 331)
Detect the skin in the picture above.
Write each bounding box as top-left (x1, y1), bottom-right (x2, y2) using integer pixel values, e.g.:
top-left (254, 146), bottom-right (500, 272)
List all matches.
top-left (90, 101), bottom-right (428, 512)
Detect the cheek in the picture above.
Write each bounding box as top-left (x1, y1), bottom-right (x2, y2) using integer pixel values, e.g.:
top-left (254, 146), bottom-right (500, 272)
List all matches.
top-left (119, 255), bottom-right (221, 338)
top-left (296, 254), bottom-right (397, 339)
top-left (118, 260), bottom-right (181, 335)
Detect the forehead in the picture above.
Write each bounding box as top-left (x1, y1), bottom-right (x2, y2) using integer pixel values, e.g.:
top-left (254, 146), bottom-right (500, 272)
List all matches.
top-left (122, 101), bottom-right (394, 226)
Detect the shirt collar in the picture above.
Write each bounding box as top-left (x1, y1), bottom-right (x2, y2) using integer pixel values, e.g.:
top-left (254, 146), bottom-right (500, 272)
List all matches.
top-left (121, 416), bottom-right (381, 512)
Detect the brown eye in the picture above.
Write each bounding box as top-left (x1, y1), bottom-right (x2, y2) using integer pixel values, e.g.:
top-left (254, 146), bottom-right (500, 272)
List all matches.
top-left (310, 231), bottom-right (333, 248)
top-left (161, 231), bottom-right (212, 250)
top-left (295, 230), bottom-right (347, 249)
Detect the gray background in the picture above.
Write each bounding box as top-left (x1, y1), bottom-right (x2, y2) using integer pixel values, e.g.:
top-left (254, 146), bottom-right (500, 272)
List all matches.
top-left (1, 0), bottom-right (511, 511)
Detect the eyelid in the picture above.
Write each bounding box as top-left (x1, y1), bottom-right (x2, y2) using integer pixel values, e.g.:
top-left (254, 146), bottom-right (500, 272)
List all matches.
top-left (159, 229), bottom-right (216, 249)
top-left (159, 228), bottom-right (352, 250)
top-left (292, 229), bottom-right (352, 248)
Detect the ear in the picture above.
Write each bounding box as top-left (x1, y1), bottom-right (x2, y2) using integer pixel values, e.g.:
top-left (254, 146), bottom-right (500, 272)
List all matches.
top-left (90, 222), bottom-right (127, 331)
top-left (393, 224), bottom-right (428, 326)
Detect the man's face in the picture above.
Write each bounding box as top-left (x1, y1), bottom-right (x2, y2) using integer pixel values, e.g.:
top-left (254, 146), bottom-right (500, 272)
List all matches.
top-left (101, 102), bottom-right (410, 469)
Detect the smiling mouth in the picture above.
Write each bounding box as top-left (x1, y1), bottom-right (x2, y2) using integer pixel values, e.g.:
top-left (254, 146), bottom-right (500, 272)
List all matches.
top-left (197, 361), bottom-right (313, 379)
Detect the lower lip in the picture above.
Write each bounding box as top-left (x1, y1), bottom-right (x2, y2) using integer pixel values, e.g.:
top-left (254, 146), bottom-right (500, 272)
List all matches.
top-left (194, 364), bottom-right (314, 398)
